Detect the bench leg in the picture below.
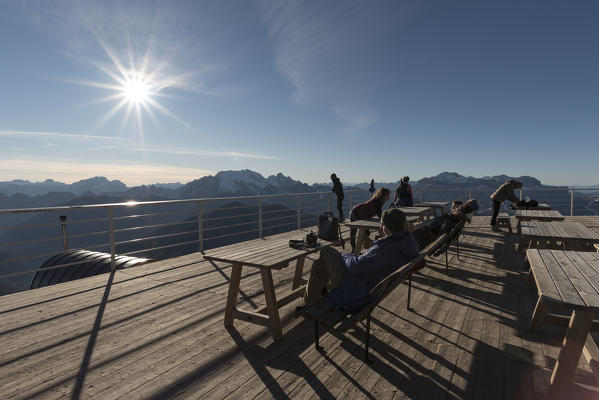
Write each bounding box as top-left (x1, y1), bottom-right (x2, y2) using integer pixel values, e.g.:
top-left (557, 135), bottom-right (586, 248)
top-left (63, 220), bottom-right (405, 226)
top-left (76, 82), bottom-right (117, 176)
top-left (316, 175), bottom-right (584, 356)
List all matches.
top-left (550, 310), bottom-right (594, 397)
top-left (314, 321), bottom-right (324, 351)
top-left (407, 276), bottom-right (412, 310)
top-left (292, 257), bottom-right (305, 290)
top-left (530, 298), bottom-right (548, 332)
top-left (445, 251), bottom-right (449, 273)
top-left (456, 238), bottom-right (460, 261)
top-left (364, 314), bottom-right (372, 363)
top-left (224, 263), bottom-right (243, 327)
top-left (261, 269), bottom-right (283, 340)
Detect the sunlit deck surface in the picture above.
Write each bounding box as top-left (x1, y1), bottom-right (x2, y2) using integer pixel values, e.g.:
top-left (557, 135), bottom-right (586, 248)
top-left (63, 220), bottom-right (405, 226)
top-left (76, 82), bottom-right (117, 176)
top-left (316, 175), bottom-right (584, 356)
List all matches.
top-left (3, 216), bottom-right (599, 400)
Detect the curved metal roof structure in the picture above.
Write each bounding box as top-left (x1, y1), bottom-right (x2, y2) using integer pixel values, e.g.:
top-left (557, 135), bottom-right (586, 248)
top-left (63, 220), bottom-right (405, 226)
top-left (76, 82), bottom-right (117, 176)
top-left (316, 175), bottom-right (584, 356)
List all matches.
top-left (30, 250), bottom-right (152, 289)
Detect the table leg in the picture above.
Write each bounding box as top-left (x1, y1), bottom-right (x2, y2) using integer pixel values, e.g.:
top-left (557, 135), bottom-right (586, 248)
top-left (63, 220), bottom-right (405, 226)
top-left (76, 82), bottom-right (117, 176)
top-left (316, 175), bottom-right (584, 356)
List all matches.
top-left (261, 268), bottom-right (283, 340)
top-left (550, 309), bottom-right (594, 395)
top-left (529, 297), bottom-right (548, 332)
top-left (354, 228), bottom-right (365, 255)
top-left (292, 258), bottom-right (305, 290)
top-left (224, 263), bottom-right (243, 327)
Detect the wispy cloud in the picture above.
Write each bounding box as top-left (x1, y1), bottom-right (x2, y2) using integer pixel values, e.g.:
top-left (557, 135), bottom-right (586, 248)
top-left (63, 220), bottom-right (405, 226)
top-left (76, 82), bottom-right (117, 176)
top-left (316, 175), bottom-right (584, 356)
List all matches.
top-left (0, 130), bottom-right (114, 140)
top-left (258, 1), bottom-right (386, 131)
top-left (0, 158), bottom-right (214, 186)
top-left (0, 129), bottom-right (278, 160)
top-left (130, 145), bottom-right (279, 160)
top-left (333, 105), bottom-right (378, 133)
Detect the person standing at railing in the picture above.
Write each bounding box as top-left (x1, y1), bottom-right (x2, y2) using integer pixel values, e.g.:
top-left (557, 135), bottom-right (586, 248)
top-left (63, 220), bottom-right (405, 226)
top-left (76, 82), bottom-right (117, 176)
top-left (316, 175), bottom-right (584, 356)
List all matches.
top-left (368, 179), bottom-right (376, 194)
top-left (330, 173), bottom-right (345, 222)
top-left (490, 179), bottom-right (523, 230)
top-left (348, 187), bottom-right (391, 252)
top-left (393, 176), bottom-right (413, 207)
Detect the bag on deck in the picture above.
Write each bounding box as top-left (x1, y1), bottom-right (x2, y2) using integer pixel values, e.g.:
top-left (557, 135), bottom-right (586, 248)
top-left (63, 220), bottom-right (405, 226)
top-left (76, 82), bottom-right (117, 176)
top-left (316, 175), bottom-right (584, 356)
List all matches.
top-left (516, 200), bottom-right (539, 207)
top-left (318, 212), bottom-right (340, 241)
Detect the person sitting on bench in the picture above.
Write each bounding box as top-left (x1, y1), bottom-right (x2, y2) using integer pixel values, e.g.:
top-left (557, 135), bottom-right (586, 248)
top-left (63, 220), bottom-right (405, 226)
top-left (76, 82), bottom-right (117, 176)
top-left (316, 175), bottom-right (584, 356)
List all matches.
top-left (412, 199), bottom-right (479, 249)
top-left (303, 208), bottom-right (419, 313)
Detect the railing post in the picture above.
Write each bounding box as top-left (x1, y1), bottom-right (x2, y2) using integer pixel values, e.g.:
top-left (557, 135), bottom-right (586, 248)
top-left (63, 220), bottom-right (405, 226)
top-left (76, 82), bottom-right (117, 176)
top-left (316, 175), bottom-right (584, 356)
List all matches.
top-left (258, 198), bottom-right (263, 238)
top-left (297, 197), bottom-right (301, 230)
top-left (419, 190), bottom-right (423, 201)
top-left (109, 206), bottom-right (116, 272)
top-left (59, 215), bottom-right (69, 251)
top-left (570, 190), bottom-right (575, 216)
top-left (519, 189), bottom-right (523, 201)
top-left (468, 190), bottom-right (472, 200)
top-left (197, 200), bottom-right (203, 251)
top-left (327, 194), bottom-right (331, 213)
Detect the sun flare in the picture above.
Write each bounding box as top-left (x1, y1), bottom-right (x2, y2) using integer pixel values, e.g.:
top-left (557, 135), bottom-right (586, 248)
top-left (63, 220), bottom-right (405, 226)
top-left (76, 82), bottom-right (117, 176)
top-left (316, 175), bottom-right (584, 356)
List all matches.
top-left (122, 74), bottom-right (151, 104)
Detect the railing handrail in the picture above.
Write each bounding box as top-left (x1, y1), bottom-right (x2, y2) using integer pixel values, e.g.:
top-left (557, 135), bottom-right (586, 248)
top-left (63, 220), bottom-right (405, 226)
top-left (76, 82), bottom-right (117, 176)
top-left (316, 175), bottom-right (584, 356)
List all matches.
top-left (0, 189), bottom-right (365, 215)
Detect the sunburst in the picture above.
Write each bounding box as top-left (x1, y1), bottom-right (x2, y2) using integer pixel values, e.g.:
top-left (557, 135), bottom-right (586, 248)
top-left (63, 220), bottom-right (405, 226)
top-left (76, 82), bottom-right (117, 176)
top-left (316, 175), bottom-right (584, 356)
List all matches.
top-left (72, 32), bottom-right (188, 133)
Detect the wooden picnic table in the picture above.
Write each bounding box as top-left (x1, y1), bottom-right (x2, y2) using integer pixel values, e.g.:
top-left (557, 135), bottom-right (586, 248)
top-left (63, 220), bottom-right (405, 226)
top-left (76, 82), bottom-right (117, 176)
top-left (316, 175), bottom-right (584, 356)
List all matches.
top-left (515, 209), bottom-right (565, 233)
top-left (516, 203), bottom-right (551, 210)
top-left (413, 201), bottom-right (449, 217)
top-left (526, 249), bottom-right (599, 395)
top-left (203, 232), bottom-right (338, 339)
top-left (396, 206), bottom-right (432, 221)
top-left (343, 217), bottom-right (419, 255)
top-left (518, 221), bottom-right (599, 252)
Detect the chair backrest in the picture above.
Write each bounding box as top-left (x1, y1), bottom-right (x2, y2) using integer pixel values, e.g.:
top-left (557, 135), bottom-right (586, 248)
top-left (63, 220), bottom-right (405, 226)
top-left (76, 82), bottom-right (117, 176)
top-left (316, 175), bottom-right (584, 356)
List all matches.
top-left (421, 233), bottom-right (448, 256)
top-left (433, 220), bottom-right (464, 256)
top-left (368, 252), bottom-right (426, 303)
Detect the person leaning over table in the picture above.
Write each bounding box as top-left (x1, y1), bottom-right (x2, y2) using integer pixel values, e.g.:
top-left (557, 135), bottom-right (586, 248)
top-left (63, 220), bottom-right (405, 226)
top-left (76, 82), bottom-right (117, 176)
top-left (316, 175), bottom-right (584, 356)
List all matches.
top-left (348, 187), bottom-right (391, 253)
top-left (302, 208), bottom-right (419, 314)
top-left (490, 179), bottom-right (523, 229)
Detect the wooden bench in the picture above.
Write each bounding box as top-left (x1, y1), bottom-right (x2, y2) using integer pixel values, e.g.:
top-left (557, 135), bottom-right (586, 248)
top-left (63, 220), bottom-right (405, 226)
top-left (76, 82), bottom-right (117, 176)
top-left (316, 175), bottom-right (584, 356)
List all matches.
top-left (301, 233), bottom-right (448, 362)
top-left (495, 213), bottom-right (512, 233)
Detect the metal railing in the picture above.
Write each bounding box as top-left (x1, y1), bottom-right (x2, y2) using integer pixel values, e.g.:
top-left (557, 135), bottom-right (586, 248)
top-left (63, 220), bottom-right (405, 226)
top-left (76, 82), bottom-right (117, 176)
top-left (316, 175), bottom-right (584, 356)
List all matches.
top-left (0, 186), bottom-right (597, 294)
top-left (0, 190), bottom-right (372, 293)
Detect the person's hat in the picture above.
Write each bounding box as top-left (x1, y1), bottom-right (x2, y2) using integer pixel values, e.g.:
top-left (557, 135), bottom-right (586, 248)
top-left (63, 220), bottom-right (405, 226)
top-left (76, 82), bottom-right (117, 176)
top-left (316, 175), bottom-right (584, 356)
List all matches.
top-left (381, 208), bottom-right (406, 232)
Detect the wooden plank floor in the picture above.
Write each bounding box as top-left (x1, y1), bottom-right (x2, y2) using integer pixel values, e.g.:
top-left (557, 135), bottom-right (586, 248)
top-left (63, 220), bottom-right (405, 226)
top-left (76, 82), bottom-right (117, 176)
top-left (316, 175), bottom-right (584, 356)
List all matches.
top-left (2, 217), bottom-right (599, 399)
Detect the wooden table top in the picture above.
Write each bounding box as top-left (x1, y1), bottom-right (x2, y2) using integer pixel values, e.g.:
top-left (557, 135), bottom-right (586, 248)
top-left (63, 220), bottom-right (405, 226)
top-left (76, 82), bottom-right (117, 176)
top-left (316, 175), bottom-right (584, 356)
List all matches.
top-left (515, 210), bottom-right (564, 219)
top-left (527, 249), bottom-right (599, 310)
top-left (414, 201), bottom-right (449, 207)
top-left (396, 206), bottom-right (431, 216)
top-left (343, 217), bottom-right (419, 229)
top-left (203, 234), bottom-right (333, 269)
top-left (520, 221), bottom-right (599, 241)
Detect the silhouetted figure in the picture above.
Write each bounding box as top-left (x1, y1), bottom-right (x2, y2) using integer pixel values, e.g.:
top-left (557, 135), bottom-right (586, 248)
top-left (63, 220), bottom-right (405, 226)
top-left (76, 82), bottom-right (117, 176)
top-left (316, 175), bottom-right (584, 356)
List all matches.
top-left (393, 176), bottom-right (413, 207)
top-left (368, 179), bottom-right (375, 194)
top-left (330, 173), bottom-right (344, 221)
top-left (490, 180), bottom-right (522, 229)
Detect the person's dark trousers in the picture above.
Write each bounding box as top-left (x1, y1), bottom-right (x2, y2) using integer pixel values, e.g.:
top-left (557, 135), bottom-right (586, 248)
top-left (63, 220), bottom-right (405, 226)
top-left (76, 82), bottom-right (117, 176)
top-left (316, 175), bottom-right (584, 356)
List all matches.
top-left (490, 200), bottom-right (501, 226)
top-left (336, 195), bottom-right (344, 221)
top-left (349, 210), bottom-right (357, 252)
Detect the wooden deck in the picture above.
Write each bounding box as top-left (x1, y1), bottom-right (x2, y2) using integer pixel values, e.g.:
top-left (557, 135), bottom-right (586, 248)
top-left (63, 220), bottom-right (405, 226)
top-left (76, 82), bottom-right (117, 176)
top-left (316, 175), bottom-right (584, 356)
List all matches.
top-left (2, 216), bottom-right (599, 399)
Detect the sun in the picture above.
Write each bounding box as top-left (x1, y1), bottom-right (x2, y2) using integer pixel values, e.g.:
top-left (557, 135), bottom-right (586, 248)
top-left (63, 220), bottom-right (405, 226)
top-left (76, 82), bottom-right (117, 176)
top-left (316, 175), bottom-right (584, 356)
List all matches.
top-left (122, 73), bottom-right (151, 104)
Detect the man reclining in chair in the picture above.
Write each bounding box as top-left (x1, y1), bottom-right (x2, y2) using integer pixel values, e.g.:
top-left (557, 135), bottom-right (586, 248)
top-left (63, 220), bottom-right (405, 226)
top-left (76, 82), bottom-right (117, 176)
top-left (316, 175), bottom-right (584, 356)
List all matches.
top-left (412, 199), bottom-right (479, 249)
top-left (302, 208), bottom-right (419, 314)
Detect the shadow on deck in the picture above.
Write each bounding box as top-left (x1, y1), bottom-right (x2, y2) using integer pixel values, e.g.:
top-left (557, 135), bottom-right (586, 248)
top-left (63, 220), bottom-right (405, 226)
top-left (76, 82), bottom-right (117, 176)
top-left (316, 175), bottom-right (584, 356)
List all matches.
top-left (1, 216), bottom-right (599, 399)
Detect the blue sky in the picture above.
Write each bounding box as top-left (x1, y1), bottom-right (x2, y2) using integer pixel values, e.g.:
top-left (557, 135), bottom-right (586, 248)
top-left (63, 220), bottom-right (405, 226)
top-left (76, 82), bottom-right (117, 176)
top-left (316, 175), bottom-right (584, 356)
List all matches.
top-left (1, 0), bottom-right (598, 186)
